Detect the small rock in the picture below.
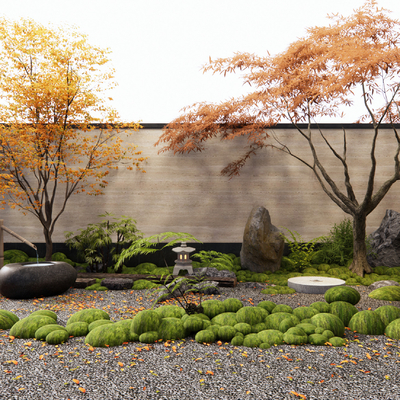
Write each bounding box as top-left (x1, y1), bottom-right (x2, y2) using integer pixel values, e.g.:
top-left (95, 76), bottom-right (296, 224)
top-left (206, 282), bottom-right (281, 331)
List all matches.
top-left (193, 267), bottom-right (236, 279)
top-left (369, 280), bottom-right (400, 290)
top-left (101, 278), bottom-right (133, 290)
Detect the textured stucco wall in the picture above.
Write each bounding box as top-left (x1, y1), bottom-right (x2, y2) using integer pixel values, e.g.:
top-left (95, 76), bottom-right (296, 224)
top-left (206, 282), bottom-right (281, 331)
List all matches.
top-left (1, 124), bottom-right (400, 246)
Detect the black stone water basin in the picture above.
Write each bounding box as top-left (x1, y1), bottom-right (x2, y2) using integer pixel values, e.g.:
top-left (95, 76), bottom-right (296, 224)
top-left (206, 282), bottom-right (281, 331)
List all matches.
top-left (0, 261), bottom-right (77, 299)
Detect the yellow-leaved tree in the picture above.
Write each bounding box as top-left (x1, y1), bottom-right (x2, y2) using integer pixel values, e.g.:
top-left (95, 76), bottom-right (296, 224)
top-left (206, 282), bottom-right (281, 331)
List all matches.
top-left (156, 1), bottom-right (400, 277)
top-left (0, 18), bottom-right (146, 260)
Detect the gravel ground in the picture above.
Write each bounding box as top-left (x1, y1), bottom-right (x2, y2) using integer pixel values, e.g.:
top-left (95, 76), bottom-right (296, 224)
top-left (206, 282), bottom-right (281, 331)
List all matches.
top-left (0, 283), bottom-right (399, 400)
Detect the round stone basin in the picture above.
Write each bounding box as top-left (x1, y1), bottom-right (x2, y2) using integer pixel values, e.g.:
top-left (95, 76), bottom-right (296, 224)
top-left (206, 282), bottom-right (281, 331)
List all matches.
top-left (288, 276), bottom-right (346, 294)
top-left (0, 261), bottom-right (77, 299)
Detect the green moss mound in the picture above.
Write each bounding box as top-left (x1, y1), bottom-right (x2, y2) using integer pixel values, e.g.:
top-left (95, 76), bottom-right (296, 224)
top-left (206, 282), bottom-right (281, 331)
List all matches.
top-left (250, 322), bottom-right (266, 333)
top-left (310, 313), bottom-right (345, 337)
top-left (51, 252), bottom-right (68, 261)
top-left (30, 310), bottom-right (57, 321)
top-left (384, 319), bottom-right (400, 339)
top-left (296, 323), bottom-right (317, 335)
top-left (231, 335), bottom-right (244, 346)
top-left (257, 329), bottom-right (284, 346)
top-left (308, 333), bottom-right (328, 346)
top-left (88, 320), bottom-right (113, 331)
top-left (10, 316), bottom-right (57, 339)
top-left (4, 249), bottom-right (29, 263)
top-left (201, 300), bottom-right (226, 319)
top-left (374, 305), bottom-right (400, 327)
top-left (322, 329), bottom-right (335, 339)
top-left (85, 324), bottom-right (130, 347)
top-left (35, 325), bottom-right (67, 341)
top-left (154, 305), bottom-right (186, 319)
top-left (236, 306), bottom-right (267, 326)
top-left (243, 333), bottom-right (261, 348)
top-left (46, 329), bottom-right (69, 345)
top-left (85, 283), bottom-right (108, 291)
top-left (261, 286), bottom-right (295, 295)
top-left (324, 286), bottom-right (360, 305)
top-left (257, 301), bottom-right (276, 313)
top-left (369, 286), bottom-right (400, 301)
top-left (278, 318), bottom-right (296, 333)
top-left (328, 336), bottom-right (346, 347)
top-left (348, 310), bottom-right (385, 335)
top-left (265, 312), bottom-right (297, 330)
top-left (66, 322), bottom-right (89, 337)
top-left (134, 262), bottom-right (158, 274)
top-left (292, 307), bottom-right (318, 320)
top-left (329, 301), bottom-right (358, 327)
top-left (139, 331), bottom-right (159, 344)
top-left (195, 329), bottom-right (216, 344)
top-left (218, 326), bottom-right (237, 342)
top-left (130, 332), bottom-right (140, 342)
top-left (272, 304), bottom-right (293, 314)
top-left (233, 322), bottom-right (252, 336)
top-left (132, 280), bottom-right (160, 290)
top-left (183, 316), bottom-right (205, 334)
top-left (158, 318), bottom-right (186, 340)
top-left (310, 301), bottom-right (331, 313)
top-left (283, 327), bottom-right (308, 345)
top-left (0, 314), bottom-right (15, 330)
top-left (0, 310), bottom-right (19, 325)
top-left (211, 312), bottom-right (238, 327)
top-left (132, 310), bottom-right (161, 335)
top-left (206, 324), bottom-right (220, 335)
top-left (222, 298), bottom-right (243, 312)
top-left (67, 309), bottom-right (110, 326)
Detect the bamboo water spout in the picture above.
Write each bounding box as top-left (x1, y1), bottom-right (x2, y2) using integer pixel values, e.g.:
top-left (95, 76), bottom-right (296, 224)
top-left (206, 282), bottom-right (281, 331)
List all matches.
top-left (0, 220), bottom-right (37, 269)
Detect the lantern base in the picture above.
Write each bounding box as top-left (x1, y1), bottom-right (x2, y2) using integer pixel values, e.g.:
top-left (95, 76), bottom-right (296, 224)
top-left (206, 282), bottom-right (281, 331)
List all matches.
top-left (173, 264), bottom-right (193, 276)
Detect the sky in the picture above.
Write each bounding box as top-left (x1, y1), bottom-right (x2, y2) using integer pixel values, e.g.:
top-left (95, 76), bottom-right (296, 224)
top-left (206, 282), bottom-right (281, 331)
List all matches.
top-left (1, 0), bottom-right (400, 124)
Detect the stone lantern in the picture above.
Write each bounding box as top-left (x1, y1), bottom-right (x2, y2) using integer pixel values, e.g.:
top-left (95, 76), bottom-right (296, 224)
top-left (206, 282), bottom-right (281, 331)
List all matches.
top-left (172, 242), bottom-right (195, 275)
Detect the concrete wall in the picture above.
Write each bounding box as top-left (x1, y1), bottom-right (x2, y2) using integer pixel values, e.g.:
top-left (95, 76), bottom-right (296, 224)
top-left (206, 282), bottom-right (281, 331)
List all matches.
top-left (2, 124), bottom-right (400, 248)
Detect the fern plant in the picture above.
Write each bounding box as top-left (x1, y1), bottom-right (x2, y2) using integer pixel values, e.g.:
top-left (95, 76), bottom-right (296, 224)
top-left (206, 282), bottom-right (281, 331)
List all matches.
top-left (192, 250), bottom-right (235, 269)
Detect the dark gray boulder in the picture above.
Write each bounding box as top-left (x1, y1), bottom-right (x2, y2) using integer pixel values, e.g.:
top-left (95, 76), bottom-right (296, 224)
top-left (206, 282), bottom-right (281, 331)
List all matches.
top-left (367, 210), bottom-right (400, 268)
top-left (369, 280), bottom-right (400, 290)
top-left (240, 206), bottom-right (284, 273)
top-left (193, 267), bottom-right (236, 279)
top-left (101, 278), bottom-right (133, 290)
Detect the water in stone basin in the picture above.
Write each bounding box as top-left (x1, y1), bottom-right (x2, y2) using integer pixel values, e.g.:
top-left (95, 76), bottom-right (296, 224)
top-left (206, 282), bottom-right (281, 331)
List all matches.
top-left (24, 263), bottom-right (54, 267)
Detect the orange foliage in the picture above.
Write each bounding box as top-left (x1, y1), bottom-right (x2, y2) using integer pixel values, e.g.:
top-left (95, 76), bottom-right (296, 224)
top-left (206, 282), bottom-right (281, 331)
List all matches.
top-left (0, 18), bottom-right (146, 259)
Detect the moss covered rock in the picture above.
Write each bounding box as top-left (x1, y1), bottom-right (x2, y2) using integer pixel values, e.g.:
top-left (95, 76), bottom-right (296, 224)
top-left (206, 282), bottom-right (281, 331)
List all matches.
top-left (236, 306), bottom-right (267, 326)
top-left (324, 286), bottom-right (360, 305)
top-left (88, 320), bottom-right (113, 332)
top-left (243, 333), bottom-right (261, 348)
top-left (283, 327), bottom-right (308, 345)
top-left (257, 329), bottom-right (284, 346)
top-left (35, 325), bottom-right (67, 341)
top-left (222, 298), bottom-right (243, 312)
top-left (218, 326), bottom-right (237, 342)
top-left (10, 316), bottom-right (57, 338)
top-left (293, 306), bottom-right (318, 320)
top-left (233, 322), bottom-right (252, 336)
top-left (329, 301), bottom-right (358, 327)
top-left (206, 324), bottom-right (220, 336)
top-left (261, 286), bottom-right (295, 295)
top-left (272, 304), bottom-right (293, 314)
top-left (369, 286), bottom-right (400, 301)
top-left (348, 310), bottom-right (385, 335)
top-left (154, 305), bottom-right (185, 319)
top-left (278, 318), bottom-right (296, 333)
top-left (67, 309), bottom-right (110, 326)
top-left (251, 323), bottom-right (267, 333)
top-left (0, 314), bottom-right (16, 330)
top-left (231, 335), bottom-right (244, 346)
top-left (195, 329), bottom-right (216, 344)
top-left (30, 310), bottom-right (57, 321)
top-left (310, 301), bottom-right (331, 313)
top-left (158, 318), bottom-right (186, 340)
top-left (85, 324), bottom-right (130, 347)
top-left (211, 312), bottom-right (238, 327)
top-left (132, 280), bottom-right (160, 290)
top-left (374, 305), bottom-right (400, 327)
top-left (322, 329), bottom-right (335, 339)
top-left (139, 331), bottom-right (159, 344)
top-left (384, 319), bottom-right (400, 339)
top-left (0, 310), bottom-right (19, 325)
top-left (310, 313), bottom-right (345, 337)
top-left (201, 300), bottom-right (226, 319)
top-left (46, 329), bottom-right (69, 345)
top-left (308, 333), bottom-right (328, 346)
top-left (296, 323), bottom-right (316, 335)
top-left (132, 310), bottom-right (161, 336)
top-left (183, 316), bottom-right (204, 334)
top-left (328, 336), bottom-right (346, 347)
top-left (265, 312), bottom-right (299, 330)
top-left (257, 301), bottom-right (276, 313)
top-left (66, 322), bottom-right (89, 337)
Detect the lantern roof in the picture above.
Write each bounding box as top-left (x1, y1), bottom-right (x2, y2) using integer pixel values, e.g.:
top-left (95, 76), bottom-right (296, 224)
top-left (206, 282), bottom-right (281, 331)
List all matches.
top-left (172, 242), bottom-right (196, 253)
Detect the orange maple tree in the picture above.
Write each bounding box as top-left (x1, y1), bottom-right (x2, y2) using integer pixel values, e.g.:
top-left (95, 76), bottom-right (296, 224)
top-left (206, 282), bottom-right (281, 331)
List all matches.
top-left (156, 1), bottom-right (400, 276)
top-left (0, 18), bottom-right (146, 260)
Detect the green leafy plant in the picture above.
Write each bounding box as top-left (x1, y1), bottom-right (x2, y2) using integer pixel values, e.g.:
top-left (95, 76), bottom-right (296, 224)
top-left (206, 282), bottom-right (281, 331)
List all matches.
top-left (192, 250), bottom-right (236, 270)
top-left (281, 228), bottom-right (322, 273)
top-left (65, 212), bottom-right (142, 273)
top-left (115, 231), bottom-right (202, 271)
top-left (147, 274), bottom-right (215, 315)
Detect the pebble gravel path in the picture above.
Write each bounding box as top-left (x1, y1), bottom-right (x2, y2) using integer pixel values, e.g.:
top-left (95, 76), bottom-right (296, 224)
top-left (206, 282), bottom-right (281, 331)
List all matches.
top-left (0, 283), bottom-right (399, 399)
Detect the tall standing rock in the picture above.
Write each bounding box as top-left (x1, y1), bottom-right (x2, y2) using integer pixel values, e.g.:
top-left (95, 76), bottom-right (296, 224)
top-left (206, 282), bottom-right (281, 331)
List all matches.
top-left (367, 209), bottom-right (400, 268)
top-left (240, 206), bottom-right (284, 273)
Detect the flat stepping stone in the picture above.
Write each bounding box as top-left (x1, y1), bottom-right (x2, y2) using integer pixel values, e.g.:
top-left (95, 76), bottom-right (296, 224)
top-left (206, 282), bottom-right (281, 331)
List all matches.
top-left (288, 276), bottom-right (345, 294)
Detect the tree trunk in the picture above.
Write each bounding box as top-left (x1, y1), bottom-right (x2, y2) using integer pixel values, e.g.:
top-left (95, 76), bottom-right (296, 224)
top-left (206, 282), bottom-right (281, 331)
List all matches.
top-left (44, 228), bottom-right (53, 261)
top-left (349, 213), bottom-right (373, 277)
